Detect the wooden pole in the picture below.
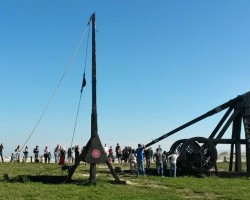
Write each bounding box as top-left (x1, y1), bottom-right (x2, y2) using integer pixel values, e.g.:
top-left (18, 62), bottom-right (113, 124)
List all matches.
top-left (89, 12), bottom-right (97, 185)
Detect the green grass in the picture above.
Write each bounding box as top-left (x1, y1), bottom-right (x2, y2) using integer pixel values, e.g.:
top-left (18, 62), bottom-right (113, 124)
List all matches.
top-left (0, 162), bottom-right (249, 200)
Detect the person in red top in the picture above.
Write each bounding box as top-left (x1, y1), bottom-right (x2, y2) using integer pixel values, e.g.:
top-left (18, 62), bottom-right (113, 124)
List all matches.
top-left (58, 147), bottom-right (66, 165)
top-left (108, 146), bottom-right (114, 163)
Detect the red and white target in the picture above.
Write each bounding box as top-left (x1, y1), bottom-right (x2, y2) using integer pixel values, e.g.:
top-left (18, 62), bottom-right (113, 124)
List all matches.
top-left (92, 149), bottom-right (101, 158)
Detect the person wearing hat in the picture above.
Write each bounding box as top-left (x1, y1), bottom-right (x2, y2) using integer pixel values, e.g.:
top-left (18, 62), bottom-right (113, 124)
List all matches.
top-left (135, 144), bottom-right (146, 177)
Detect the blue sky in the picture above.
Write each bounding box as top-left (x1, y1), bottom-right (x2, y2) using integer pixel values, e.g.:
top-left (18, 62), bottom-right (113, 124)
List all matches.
top-left (1, 1), bottom-right (250, 157)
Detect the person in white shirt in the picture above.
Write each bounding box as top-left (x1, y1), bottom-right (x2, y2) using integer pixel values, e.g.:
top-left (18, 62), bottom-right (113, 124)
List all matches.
top-left (168, 151), bottom-right (179, 177)
top-left (15, 145), bottom-right (21, 162)
top-left (127, 149), bottom-right (137, 172)
top-left (54, 144), bottom-right (60, 163)
top-left (23, 146), bottom-right (29, 162)
top-left (103, 144), bottom-right (109, 156)
top-left (44, 146), bottom-right (50, 163)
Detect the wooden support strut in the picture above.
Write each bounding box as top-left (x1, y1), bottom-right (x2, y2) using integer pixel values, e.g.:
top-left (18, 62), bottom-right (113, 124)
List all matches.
top-left (145, 94), bottom-right (244, 148)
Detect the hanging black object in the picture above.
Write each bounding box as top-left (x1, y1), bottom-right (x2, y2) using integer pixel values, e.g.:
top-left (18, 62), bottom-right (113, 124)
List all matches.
top-left (81, 73), bottom-right (86, 93)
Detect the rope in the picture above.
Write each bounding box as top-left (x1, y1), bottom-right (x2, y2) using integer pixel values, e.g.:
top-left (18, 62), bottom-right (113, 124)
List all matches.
top-left (70, 93), bottom-right (83, 149)
top-left (70, 23), bottom-right (91, 148)
top-left (3, 22), bottom-right (90, 177)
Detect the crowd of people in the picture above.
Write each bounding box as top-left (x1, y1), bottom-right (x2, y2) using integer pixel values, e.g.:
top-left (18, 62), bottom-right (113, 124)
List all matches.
top-left (0, 143), bottom-right (81, 165)
top-left (0, 142), bottom-right (179, 177)
top-left (104, 143), bottom-right (179, 177)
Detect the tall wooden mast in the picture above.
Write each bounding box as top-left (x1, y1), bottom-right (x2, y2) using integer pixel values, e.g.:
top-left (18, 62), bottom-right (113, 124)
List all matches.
top-left (89, 12), bottom-right (97, 184)
top-left (66, 13), bottom-right (125, 185)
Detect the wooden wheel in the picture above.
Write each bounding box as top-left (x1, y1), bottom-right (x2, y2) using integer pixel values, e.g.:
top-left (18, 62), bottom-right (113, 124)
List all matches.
top-left (179, 137), bottom-right (217, 172)
top-left (169, 139), bottom-right (186, 154)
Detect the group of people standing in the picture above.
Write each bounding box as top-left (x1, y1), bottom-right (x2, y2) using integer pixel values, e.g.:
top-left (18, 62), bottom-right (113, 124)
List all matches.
top-left (0, 142), bottom-right (85, 165)
top-left (9, 145), bottom-right (51, 163)
top-left (104, 143), bottom-right (131, 164)
top-left (104, 143), bottom-right (179, 178)
top-left (2, 144), bottom-right (79, 164)
top-left (1, 142), bottom-right (179, 177)
top-left (153, 146), bottom-right (179, 177)
top-left (133, 144), bottom-right (179, 177)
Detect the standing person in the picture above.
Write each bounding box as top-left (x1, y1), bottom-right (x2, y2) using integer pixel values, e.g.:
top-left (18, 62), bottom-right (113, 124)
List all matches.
top-left (149, 147), bottom-right (154, 163)
top-left (162, 151), bottom-right (168, 176)
top-left (169, 151), bottom-right (179, 177)
top-left (15, 145), bottom-right (21, 162)
top-left (157, 145), bottom-right (162, 152)
top-left (23, 146), bottom-right (29, 162)
top-left (67, 147), bottom-right (72, 163)
top-left (59, 147), bottom-right (66, 165)
top-left (71, 147), bottom-right (75, 163)
top-left (135, 144), bottom-right (146, 177)
top-left (10, 153), bottom-right (15, 162)
top-left (122, 147), bottom-right (129, 165)
top-left (108, 146), bottom-right (114, 163)
top-left (74, 145), bottom-right (79, 161)
top-left (54, 144), bottom-right (60, 163)
top-left (127, 149), bottom-right (137, 172)
top-left (144, 148), bottom-right (151, 169)
top-left (115, 143), bottom-right (122, 163)
top-left (103, 144), bottom-right (109, 156)
top-left (153, 148), bottom-right (164, 177)
top-left (44, 146), bottom-right (50, 163)
top-left (0, 143), bottom-right (4, 162)
top-left (33, 145), bottom-right (39, 163)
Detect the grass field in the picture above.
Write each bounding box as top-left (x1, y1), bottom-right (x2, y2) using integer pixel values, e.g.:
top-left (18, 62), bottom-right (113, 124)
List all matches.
top-left (0, 162), bottom-right (249, 200)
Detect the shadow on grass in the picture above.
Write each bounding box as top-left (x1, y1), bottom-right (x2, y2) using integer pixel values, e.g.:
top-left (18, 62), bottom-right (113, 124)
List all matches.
top-left (3, 173), bottom-right (127, 186)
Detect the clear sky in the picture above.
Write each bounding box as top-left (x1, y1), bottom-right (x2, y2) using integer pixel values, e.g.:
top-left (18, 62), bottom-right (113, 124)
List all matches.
top-left (1, 0), bottom-right (250, 157)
